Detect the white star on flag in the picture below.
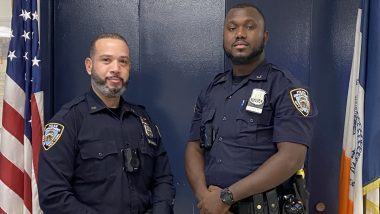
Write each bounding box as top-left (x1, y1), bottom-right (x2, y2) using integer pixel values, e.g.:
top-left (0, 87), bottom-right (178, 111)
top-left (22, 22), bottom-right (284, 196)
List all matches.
top-left (19, 9), bottom-right (31, 21)
top-left (32, 11), bottom-right (38, 21)
top-left (8, 50), bottom-right (17, 61)
top-left (32, 56), bottom-right (40, 66)
top-left (23, 52), bottom-right (29, 60)
top-left (21, 31), bottom-right (30, 41)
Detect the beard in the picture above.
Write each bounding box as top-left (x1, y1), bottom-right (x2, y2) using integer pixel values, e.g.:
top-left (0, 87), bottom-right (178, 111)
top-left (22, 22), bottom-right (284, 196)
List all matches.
top-left (224, 38), bottom-right (265, 65)
top-left (91, 68), bottom-right (127, 98)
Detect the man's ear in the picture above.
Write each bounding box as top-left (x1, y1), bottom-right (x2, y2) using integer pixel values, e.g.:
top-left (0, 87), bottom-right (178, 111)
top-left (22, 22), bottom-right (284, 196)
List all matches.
top-left (85, 57), bottom-right (92, 75)
top-left (264, 31), bottom-right (269, 45)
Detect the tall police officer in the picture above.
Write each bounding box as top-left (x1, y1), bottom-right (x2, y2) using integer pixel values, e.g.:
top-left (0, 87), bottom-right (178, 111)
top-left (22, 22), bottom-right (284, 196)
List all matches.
top-left (185, 3), bottom-right (317, 214)
top-left (38, 33), bottom-right (175, 214)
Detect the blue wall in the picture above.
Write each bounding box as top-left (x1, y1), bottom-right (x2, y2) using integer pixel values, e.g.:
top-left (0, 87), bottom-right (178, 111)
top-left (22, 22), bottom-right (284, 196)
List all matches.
top-left (41, 0), bottom-right (358, 213)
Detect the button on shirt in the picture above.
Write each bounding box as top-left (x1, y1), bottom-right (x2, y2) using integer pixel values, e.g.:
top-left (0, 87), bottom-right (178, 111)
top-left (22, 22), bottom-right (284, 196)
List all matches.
top-left (189, 61), bottom-right (317, 188)
top-left (38, 89), bottom-right (175, 214)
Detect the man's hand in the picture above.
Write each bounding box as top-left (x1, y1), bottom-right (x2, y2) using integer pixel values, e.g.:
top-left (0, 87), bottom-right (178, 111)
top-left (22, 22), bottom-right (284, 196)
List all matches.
top-left (197, 185), bottom-right (231, 214)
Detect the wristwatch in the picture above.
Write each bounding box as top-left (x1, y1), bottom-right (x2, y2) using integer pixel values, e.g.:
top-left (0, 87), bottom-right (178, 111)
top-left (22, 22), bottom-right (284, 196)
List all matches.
top-left (220, 188), bottom-right (234, 206)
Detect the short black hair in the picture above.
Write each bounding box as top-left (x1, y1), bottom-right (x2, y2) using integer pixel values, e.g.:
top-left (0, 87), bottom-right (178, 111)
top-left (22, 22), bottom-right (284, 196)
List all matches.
top-left (89, 33), bottom-right (129, 58)
top-left (227, 3), bottom-right (266, 30)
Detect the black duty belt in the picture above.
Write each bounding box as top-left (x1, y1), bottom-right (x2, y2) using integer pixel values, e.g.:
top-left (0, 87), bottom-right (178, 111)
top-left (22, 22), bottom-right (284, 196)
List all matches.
top-left (229, 188), bottom-right (279, 214)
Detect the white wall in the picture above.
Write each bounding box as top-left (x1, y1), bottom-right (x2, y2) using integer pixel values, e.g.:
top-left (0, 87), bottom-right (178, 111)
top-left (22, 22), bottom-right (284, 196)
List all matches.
top-left (0, 0), bottom-right (12, 128)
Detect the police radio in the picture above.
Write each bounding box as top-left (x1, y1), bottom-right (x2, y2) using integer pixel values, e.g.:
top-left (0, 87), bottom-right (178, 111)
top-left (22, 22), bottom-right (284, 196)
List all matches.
top-left (282, 169), bottom-right (308, 214)
top-left (122, 148), bottom-right (140, 172)
top-left (200, 124), bottom-right (214, 150)
top-left (282, 194), bottom-right (305, 214)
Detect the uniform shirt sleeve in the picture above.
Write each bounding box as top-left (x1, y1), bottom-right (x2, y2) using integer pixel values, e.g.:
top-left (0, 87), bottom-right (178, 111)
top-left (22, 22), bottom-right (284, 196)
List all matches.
top-left (188, 89), bottom-right (206, 142)
top-left (38, 109), bottom-right (97, 214)
top-left (272, 85), bottom-right (318, 147)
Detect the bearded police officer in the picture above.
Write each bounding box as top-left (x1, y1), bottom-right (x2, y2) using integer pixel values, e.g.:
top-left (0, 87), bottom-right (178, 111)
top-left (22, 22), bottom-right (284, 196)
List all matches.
top-left (185, 3), bottom-right (317, 214)
top-left (38, 33), bottom-right (175, 214)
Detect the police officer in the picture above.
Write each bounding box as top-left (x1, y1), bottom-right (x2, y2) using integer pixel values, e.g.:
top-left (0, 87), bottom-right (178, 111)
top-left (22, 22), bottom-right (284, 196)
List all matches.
top-left (185, 3), bottom-right (317, 214)
top-left (38, 33), bottom-right (175, 214)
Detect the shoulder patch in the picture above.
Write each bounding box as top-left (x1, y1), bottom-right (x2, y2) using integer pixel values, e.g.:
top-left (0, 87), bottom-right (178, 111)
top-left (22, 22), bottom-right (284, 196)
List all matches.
top-left (42, 123), bottom-right (65, 150)
top-left (290, 88), bottom-right (311, 116)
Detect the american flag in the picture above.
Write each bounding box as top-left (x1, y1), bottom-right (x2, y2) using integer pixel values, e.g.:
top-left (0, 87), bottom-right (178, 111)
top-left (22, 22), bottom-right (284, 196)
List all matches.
top-left (0, 0), bottom-right (43, 213)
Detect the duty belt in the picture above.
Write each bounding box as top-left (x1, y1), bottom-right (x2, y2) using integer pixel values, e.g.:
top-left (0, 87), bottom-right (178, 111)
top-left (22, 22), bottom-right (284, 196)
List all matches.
top-left (229, 189), bottom-right (279, 214)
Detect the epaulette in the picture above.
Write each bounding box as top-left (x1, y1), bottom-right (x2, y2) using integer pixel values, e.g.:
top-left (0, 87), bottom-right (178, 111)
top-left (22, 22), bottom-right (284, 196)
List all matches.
top-left (54, 96), bottom-right (85, 118)
top-left (269, 63), bottom-right (303, 86)
top-left (211, 70), bottom-right (229, 86)
top-left (125, 102), bottom-right (147, 116)
top-left (269, 63), bottom-right (282, 71)
top-left (61, 96), bottom-right (85, 109)
top-left (127, 102), bottom-right (146, 111)
top-left (136, 104), bottom-right (146, 110)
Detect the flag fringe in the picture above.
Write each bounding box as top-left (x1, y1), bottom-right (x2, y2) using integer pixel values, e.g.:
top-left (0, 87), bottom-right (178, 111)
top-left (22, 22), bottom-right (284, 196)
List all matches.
top-left (365, 199), bottom-right (380, 214)
top-left (364, 179), bottom-right (380, 195)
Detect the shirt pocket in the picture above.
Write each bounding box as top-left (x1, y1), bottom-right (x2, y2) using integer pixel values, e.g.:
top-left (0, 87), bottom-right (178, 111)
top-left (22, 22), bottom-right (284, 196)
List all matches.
top-left (236, 112), bottom-right (258, 145)
top-left (201, 109), bottom-right (215, 125)
top-left (236, 109), bottom-right (273, 145)
top-left (255, 109), bottom-right (273, 126)
top-left (255, 109), bottom-right (273, 144)
top-left (78, 140), bottom-right (119, 182)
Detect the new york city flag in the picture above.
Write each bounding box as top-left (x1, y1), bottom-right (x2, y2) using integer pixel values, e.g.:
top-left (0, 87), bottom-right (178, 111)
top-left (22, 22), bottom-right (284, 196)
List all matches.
top-left (339, 0), bottom-right (380, 213)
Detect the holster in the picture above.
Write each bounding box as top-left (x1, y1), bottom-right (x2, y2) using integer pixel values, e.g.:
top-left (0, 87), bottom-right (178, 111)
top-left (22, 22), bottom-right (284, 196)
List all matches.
top-left (293, 174), bottom-right (309, 213)
top-left (280, 171), bottom-right (309, 214)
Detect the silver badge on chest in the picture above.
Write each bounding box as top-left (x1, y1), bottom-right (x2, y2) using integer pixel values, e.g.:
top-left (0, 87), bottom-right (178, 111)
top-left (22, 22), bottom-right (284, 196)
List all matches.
top-left (143, 122), bottom-right (154, 138)
top-left (140, 117), bottom-right (157, 146)
top-left (246, 88), bottom-right (266, 114)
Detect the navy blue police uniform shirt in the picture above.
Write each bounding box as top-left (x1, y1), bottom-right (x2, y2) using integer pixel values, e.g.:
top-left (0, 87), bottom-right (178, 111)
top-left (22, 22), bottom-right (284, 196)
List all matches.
top-left (38, 89), bottom-right (175, 214)
top-left (189, 60), bottom-right (317, 188)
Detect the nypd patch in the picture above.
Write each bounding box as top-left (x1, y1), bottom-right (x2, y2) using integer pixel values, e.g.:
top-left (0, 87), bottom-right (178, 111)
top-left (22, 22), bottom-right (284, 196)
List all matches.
top-left (42, 123), bottom-right (65, 150)
top-left (290, 88), bottom-right (311, 116)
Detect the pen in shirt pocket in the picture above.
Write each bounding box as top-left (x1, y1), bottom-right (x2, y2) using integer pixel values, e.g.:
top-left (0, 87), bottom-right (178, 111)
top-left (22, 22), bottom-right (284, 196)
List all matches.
top-left (239, 99), bottom-right (245, 112)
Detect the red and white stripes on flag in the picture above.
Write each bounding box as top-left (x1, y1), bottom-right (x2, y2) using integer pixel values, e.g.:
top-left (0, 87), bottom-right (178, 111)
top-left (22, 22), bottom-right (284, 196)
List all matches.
top-left (0, 0), bottom-right (43, 213)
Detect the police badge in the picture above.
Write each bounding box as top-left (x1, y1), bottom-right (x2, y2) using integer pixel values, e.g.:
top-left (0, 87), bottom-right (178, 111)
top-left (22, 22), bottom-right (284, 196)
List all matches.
top-left (139, 117), bottom-right (157, 146)
top-left (42, 123), bottom-right (65, 150)
top-left (143, 122), bottom-right (154, 138)
top-left (246, 88), bottom-right (266, 114)
top-left (290, 88), bottom-right (311, 116)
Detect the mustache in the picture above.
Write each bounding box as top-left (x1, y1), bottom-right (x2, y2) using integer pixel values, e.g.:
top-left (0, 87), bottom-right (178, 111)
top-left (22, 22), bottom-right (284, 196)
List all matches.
top-left (232, 39), bottom-right (249, 46)
top-left (106, 76), bottom-right (124, 82)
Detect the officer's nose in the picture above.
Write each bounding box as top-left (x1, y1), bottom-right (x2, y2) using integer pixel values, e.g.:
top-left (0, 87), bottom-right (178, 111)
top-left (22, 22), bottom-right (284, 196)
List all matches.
top-left (236, 27), bottom-right (246, 39)
top-left (110, 60), bottom-right (121, 74)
